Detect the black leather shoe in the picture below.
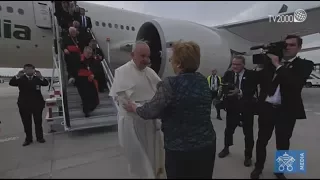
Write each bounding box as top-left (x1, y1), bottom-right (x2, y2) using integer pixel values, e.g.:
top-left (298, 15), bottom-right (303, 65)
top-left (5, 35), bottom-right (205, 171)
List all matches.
top-left (37, 139), bottom-right (46, 143)
top-left (84, 113), bottom-right (90, 117)
top-left (250, 168), bottom-right (262, 179)
top-left (218, 148), bottom-right (230, 158)
top-left (238, 121), bottom-right (243, 127)
top-left (244, 157), bottom-right (252, 167)
top-left (22, 140), bottom-right (33, 146)
top-left (274, 173), bottom-right (286, 179)
top-left (217, 116), bottom-right (222, 120)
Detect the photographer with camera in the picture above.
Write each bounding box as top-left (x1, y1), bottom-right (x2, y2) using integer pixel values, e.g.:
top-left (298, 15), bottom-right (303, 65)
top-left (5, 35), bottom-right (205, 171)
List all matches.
top-left (250, 35), bottom-right (314, 179)
top-left (9, 64), bottom-right (49, 146)
top-left (218, 55), bottom-right (257, 168)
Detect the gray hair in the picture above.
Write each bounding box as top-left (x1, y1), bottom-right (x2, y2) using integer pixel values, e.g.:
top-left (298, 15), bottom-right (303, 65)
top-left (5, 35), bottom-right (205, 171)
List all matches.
top-left (233, 55), bottom-right (246, 65)
top-left (84, 46), bottom-right (93, 52)
top-left (69, 27), bottom-right (77, 33)
top-left (132, 40), bottom-right (149, 52)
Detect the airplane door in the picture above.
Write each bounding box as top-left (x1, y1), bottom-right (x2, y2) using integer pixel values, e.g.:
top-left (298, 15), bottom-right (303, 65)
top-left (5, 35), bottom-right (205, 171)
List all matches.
top-left (32, 1), bottom-right (52, 29)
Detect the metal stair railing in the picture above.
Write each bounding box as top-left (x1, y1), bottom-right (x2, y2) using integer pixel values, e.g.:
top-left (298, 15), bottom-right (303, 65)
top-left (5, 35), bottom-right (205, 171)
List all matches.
top-left (51, 2), bottom-right (71, 130)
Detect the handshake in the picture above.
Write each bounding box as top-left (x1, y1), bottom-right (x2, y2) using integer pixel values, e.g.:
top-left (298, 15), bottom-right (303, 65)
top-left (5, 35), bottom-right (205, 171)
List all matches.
top-left (116, 96), bottom-right (141, 113)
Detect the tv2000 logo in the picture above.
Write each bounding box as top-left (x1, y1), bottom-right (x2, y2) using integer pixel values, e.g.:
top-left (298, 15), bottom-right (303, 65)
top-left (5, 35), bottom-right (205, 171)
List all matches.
top-left (268, 9), bottom-right (307, 23)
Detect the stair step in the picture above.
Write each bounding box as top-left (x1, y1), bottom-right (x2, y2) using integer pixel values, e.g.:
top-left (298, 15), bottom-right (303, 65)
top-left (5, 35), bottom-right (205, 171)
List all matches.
top-left (68, 99), bottom-right (114, 110)
top-left (67, 91), bottom-right (111, 102)
top-left (68, 95), bottom-right (112, 104)
top-left (69, 105), bottom-right (117, 120)
top-left (69, 114), bottom-right (117, 131)
top-left (67, 91), bottom-right (110, 98)
top-left (68, 103), bottom-right (116, 113)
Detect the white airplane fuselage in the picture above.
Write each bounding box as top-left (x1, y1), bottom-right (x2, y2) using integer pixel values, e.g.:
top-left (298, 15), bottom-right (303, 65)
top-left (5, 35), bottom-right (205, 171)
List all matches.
top-left (0, 1), bottom-right (156, 69)
top-left (0, 1), bottom-right (263, 77)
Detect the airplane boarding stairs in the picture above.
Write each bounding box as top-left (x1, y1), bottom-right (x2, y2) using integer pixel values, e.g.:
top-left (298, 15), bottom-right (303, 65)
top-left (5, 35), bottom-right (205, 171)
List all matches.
top-left (47, 3), bottom-right (119, 132)
top-left (65, 84), bottom-right (117, 130)
top-left (63, 30), bottom-right (118, 130)
top-left (60, 33), bottom-right (118, 131)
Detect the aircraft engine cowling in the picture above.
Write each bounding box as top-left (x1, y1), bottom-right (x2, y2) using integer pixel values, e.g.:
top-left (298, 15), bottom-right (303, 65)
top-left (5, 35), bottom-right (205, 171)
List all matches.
top-left (136, 18), bottom-right (232, 78)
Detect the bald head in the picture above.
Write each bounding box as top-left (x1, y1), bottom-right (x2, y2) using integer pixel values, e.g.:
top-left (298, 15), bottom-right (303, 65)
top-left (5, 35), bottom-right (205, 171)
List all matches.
top-left (83, 46), bottom-right (93, 58)
top-left (69, 27), bottom-right (77, 37)
top-left (212, 69), bottom-right (217, 75)
top-left (73, 21), bottom-right (80, 29)
top-left (131, 41), bottom-right (150, 70)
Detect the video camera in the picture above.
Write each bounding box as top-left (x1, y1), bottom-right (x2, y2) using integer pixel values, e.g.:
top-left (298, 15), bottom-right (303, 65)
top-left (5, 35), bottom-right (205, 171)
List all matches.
top-left (251, 41), bottom-right (287, 65)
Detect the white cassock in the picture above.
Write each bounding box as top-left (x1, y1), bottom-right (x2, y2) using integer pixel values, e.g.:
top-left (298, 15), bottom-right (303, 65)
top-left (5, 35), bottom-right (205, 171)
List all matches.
top-left (109, 60), bottom-right (166, 179)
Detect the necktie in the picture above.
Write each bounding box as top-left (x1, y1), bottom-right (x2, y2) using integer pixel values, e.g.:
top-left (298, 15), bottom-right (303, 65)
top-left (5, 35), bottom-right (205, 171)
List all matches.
top-left (235, 73), bottom-right (240, 89)
top-left (82, 16), bottom-right (86, 27)
top-left (283, 61), bottom-right (290, 68)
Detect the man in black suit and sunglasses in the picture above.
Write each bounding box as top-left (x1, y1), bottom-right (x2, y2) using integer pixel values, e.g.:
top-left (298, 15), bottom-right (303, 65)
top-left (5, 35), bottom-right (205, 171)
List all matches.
top-left (250, 35), bottom-right (314, 179)
top-left (9, 64), bottom-right (49, 146)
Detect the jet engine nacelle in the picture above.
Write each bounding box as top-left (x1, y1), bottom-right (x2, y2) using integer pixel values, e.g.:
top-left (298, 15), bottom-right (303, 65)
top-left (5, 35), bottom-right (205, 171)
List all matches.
top-left (136, 18), bottom-right (232, 78)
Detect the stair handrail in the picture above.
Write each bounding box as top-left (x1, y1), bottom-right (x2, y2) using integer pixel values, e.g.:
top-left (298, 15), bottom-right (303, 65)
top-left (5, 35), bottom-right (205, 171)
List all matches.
top-left (51, 2), bottom-right (71, 129)
top-left (88, 31), bottom-right (114, 73)
top-left (49, 3), bottom-right (56, 92)
top-left (88, 30), bottom-right (115, 83)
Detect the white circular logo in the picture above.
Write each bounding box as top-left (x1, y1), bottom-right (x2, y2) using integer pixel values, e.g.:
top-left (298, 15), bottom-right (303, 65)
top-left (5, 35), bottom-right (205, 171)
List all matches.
top-left (294, 9), bottom-right (307, 22)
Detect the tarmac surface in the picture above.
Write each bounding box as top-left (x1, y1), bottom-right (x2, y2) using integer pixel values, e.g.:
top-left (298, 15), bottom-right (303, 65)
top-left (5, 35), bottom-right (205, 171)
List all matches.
top-left (0, 82), bottom-right (319, 179)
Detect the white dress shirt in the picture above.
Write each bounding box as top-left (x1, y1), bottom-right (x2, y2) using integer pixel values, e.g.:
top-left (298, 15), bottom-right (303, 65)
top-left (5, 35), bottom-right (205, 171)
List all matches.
top-left (265, 56), bottom-right (296, 105)
top-left (235, 69), bottom-right (245, 97)
top-left (26, 75), bottom-right (34, 80)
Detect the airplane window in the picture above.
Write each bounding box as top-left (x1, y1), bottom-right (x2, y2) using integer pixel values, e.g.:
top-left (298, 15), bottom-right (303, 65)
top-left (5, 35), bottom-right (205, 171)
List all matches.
top-left (132, 27), bottom-right (135, 31)
top-left (108, 23), bottom-right (112, 28)
top-left (126, 26), bottom-right (129, 30)
top-left (102, 22), bottom-right (106, 27)
top-left (120, 25), bottom-right (124, 30)
top-left (95, 21), bottom-right (99, 26)
top-left (18, 8), bottom-right (24, 15)
top-left (7, 6), bottom-right (13, 13)
top-left (115, 24), bottom-right (118, 29)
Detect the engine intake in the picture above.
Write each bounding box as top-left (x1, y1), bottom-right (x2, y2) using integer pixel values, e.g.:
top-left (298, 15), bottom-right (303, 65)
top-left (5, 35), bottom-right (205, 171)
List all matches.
top-left (136, 18), bottom-right (231, 78)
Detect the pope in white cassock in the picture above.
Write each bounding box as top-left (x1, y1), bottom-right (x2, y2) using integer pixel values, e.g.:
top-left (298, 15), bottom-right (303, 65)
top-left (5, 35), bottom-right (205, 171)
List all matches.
top-left (109, 41), bottom-right (166, 178)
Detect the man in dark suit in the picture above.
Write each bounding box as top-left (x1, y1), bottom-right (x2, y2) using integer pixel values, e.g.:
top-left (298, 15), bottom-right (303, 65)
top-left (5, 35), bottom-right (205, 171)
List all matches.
top-left (218, 55), bottom-right (257, 167)
top-left (9, 64), bottom-right (49, 146)
top-left (77, 8), bottom-right (92, 48)
top-left (250, 35), bottom-right (314, 179)
top-left (207, 69), bottom-right (223, 120)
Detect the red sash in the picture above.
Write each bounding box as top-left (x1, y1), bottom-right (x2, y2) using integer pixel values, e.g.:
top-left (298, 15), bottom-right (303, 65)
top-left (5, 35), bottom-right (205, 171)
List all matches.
top-left (78, 56), bottom-right (99, 94)
top-left (67, 45), bottom-right (81, 53)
